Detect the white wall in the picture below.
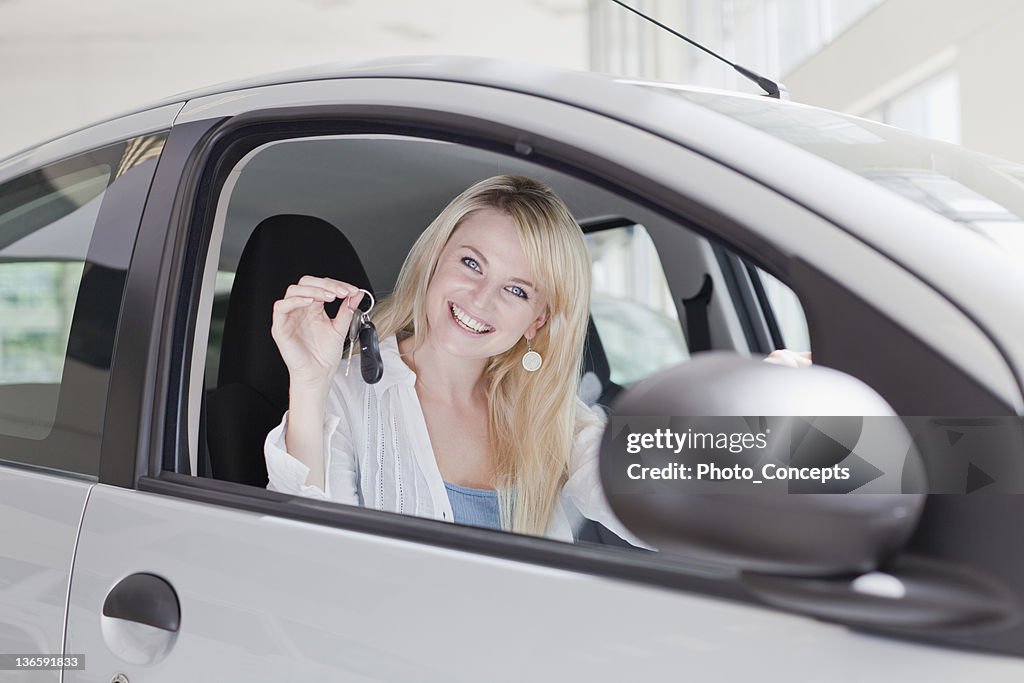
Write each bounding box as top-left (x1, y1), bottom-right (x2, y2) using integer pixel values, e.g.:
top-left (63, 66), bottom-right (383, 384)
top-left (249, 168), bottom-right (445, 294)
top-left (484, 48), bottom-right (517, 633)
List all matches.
top-left (0, 0), bottom-right (587, 159)
top-left (783, 0), bottom-right (1024, 163)
top-left (590, 0), bottom-right (1024, 164)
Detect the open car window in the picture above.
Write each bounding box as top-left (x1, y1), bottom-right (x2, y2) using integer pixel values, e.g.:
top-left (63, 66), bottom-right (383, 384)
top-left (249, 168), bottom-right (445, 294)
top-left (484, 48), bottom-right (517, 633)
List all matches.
top-left (184, 131), bottom-right (812, 554)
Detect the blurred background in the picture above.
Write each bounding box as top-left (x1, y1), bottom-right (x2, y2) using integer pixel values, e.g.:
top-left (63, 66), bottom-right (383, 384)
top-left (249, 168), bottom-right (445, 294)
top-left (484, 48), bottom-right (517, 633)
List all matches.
top-left (2, 0), bottom-right (1024, 162)
top-left (1, 0), bottom-right (1021, 381)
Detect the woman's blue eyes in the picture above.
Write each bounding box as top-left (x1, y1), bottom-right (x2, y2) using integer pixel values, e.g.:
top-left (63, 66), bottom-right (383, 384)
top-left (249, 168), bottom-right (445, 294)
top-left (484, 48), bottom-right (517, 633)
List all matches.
top-left (460, 257), bottom-right (529, 299)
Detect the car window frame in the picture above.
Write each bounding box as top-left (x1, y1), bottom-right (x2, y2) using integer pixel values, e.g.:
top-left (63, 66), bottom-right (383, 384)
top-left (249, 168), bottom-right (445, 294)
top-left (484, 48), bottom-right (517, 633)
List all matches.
top-left (100, 85), bottom-right (1024, 660)
top-left (137, 109), bottom-right (811, 562)
top-left (142, 105), bottom-right (999, 528)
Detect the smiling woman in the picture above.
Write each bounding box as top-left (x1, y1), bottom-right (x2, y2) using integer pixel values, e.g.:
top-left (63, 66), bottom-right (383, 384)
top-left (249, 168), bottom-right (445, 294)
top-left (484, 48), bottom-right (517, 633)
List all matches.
top-left (264, 175), bottom-right (648, 544)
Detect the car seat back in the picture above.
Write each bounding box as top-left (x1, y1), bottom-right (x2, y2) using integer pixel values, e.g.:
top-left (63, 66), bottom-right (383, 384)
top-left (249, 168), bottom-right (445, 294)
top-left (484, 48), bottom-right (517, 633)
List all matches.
top-left (206, 214), bottom-right (372, 486)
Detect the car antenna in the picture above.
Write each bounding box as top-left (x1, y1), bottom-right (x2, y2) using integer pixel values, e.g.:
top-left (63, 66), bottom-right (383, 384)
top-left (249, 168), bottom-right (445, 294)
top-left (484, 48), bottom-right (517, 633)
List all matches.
top-left (608, 0), bottom-right (788, 100)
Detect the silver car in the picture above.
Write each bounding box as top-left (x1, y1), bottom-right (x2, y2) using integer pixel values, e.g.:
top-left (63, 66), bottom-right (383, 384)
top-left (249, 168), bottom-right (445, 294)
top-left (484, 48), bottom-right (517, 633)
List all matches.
top-left (1, 56), bottom-right (1023, 681)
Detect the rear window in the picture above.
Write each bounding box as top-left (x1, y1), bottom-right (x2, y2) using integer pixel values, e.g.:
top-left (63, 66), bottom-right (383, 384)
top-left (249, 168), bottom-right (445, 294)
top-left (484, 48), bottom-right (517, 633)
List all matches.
top-left (0, 134), bottom-right (165, 475)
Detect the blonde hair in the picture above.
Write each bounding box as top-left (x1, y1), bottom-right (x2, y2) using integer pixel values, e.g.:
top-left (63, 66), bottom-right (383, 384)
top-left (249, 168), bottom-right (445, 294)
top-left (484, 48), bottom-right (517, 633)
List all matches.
top-left (372, 175), bottom-right (592, 535)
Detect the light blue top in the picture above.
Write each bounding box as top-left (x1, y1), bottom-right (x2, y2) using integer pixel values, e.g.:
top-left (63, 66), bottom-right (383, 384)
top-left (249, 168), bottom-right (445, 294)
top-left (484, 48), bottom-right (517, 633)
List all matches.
top-left (444, 481), bottom-right (501, 530)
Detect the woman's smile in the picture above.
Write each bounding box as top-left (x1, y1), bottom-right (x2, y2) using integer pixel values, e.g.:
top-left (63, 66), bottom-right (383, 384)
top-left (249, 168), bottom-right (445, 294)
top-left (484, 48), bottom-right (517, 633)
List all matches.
top-left (448, 300), bottom-right (495, 335)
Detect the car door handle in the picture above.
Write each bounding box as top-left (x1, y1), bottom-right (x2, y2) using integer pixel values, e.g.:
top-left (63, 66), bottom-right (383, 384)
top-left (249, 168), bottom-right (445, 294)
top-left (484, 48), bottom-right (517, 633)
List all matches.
top-left (742, 554), bottom-right (1019, 632)
top-left (102, 573), bottom-right (181, 632)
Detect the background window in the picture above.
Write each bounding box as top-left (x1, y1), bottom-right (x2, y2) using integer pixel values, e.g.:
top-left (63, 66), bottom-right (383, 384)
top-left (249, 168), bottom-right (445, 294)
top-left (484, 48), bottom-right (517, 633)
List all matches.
top-left (864, 71), bottom-right (961, 144)
top-left (585, 223), bottom-right (689, 385)
top-left (0, 161), bottom-right (109, 440)
top-left (204, 270), bottom-right (237, 390)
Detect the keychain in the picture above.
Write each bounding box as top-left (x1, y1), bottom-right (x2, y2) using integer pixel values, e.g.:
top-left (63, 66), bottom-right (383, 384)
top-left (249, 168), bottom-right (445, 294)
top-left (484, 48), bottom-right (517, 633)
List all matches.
top-left (344, 289), bottom-right (383, 384)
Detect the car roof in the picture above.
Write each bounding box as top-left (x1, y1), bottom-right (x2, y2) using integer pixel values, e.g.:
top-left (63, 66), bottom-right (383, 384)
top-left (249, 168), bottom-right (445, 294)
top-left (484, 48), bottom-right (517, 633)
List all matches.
top-left (6, 55), bottom-right (756, 161)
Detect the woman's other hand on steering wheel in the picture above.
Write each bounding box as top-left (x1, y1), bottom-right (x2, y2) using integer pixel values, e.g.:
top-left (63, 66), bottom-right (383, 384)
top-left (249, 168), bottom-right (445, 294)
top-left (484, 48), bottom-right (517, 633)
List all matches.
top-left (764, 349), bottom-right (813, 368)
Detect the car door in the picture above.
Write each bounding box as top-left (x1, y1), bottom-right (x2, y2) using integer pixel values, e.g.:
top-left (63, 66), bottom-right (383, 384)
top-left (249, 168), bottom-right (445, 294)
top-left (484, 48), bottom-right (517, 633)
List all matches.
top-left (64, 74), bottom-right (1024, 682)
top-left (0, 106), bottom-right (176, 679)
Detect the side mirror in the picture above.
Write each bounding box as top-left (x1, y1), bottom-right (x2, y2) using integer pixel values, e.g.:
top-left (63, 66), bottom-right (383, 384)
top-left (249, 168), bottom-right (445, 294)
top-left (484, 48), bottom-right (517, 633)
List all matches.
top-left (599, 353), bottom-right (926, 576)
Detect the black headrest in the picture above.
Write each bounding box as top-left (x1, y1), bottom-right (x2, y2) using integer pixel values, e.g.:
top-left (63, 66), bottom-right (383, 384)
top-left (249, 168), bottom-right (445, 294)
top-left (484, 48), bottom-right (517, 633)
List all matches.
top-left (217, 214), bottom-right (373, 411)
top-left (582, 317), bottom-right (611, 386)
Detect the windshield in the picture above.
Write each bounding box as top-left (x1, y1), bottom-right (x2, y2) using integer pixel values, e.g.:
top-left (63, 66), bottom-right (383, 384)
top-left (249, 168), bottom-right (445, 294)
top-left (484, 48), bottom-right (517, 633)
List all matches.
top-left (652, 87), bottom-right (1024, 261)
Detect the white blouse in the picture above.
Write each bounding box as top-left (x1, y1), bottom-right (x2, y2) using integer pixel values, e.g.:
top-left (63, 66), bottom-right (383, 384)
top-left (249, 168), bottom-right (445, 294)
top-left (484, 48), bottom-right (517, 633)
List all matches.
top-left (263, 335), bottom-right (647, 547)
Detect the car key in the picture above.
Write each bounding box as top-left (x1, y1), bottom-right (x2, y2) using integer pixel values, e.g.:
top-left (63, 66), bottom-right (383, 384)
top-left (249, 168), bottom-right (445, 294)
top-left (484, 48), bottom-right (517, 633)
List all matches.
top-left (344, 304), bottom-right (362, 377)
top-left (359, 315), bottom-right (383, 384)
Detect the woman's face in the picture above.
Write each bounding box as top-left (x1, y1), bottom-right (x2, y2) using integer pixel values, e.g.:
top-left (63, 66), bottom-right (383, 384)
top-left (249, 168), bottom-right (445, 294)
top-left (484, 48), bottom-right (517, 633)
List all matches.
top-left (424, 207), bottom-right (549, 361)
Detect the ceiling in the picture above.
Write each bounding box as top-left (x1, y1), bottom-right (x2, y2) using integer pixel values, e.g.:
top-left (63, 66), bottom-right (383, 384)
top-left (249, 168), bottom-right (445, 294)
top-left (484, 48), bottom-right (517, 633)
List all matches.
top-left (0, 0), bottom-right (589, 157)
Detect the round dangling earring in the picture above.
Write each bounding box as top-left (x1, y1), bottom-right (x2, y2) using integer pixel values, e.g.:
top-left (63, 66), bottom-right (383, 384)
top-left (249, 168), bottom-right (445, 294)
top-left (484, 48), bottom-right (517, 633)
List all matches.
top-left (522, 337), bottom-right (542, 372)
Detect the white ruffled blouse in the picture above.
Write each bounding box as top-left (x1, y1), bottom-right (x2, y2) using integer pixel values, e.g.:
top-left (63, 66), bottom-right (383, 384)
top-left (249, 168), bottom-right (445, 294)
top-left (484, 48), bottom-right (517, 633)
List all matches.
top-left (264, 335), bottom-right (646, 547)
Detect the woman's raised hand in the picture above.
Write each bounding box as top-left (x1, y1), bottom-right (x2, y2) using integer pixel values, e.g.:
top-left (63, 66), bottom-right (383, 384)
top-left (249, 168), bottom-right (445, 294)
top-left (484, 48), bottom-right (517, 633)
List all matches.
top-left (271, 275), bottom-right (365, 388)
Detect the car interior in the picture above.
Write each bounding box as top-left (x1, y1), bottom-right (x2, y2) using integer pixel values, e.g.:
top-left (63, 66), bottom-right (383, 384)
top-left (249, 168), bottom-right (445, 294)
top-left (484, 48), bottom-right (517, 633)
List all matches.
top-left (186, 132), bottom-right (807, 545)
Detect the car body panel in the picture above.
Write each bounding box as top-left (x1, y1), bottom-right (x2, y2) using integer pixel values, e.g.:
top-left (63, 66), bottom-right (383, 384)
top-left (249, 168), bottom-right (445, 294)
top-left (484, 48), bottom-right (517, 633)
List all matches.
top-left (0, 467), bottom-right (91, 683)
top-left (64, 485), bottom-right (1024, 682)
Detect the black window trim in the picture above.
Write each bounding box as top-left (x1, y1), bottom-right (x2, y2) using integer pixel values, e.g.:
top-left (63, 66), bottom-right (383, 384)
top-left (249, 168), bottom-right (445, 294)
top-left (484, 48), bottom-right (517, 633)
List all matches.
top-left (712, 247), bottom-right (775, 354)
top-left (745, 263), bottom-right (787, 350)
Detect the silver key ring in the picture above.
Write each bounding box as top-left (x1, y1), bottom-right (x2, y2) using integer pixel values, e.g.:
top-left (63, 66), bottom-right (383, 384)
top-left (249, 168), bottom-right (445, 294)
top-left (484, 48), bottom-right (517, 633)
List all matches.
top-left (355, 288), bottom-right (374, 315)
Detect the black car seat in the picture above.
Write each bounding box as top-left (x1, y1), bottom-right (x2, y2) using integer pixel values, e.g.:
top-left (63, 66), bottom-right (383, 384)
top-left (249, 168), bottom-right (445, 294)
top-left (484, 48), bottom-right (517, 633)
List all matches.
top-left (206, 214), bottom-right (372, 487)
top-left (580, 317), bottom-right (622, 410)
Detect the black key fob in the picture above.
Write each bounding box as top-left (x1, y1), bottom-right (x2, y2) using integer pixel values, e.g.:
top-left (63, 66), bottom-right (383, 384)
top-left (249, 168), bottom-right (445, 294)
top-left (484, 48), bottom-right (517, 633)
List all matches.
top-left (359, 319), bottom-right (384, 384)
